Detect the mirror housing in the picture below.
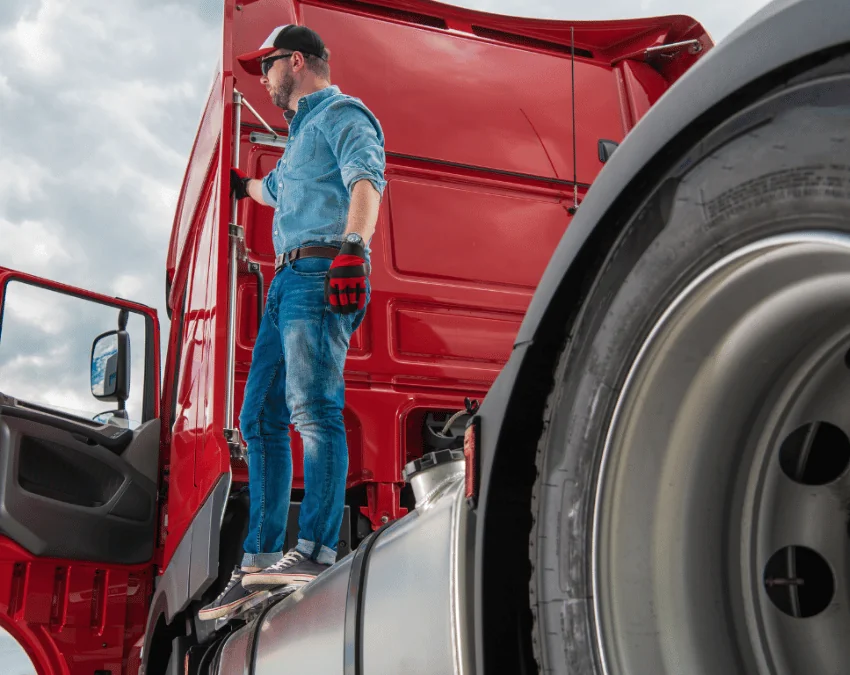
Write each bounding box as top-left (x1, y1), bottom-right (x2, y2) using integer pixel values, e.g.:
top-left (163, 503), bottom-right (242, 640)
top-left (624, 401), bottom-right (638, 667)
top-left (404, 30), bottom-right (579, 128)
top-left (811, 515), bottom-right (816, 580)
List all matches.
top-left (90, 329), bottom-right (130, 403)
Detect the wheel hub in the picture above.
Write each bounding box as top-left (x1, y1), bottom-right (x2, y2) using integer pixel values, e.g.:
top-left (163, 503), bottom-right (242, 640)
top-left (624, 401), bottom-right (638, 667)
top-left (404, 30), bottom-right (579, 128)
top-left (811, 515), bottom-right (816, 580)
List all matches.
top-left (592, 232), bottom-right (850, 675)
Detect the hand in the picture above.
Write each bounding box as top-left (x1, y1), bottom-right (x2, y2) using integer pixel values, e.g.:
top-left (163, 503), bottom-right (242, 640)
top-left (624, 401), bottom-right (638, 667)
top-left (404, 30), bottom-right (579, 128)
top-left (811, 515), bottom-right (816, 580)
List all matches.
top-left (325, 240), bottom-right (368, 314)
top-left (230, 168), bottom-right (250, 200)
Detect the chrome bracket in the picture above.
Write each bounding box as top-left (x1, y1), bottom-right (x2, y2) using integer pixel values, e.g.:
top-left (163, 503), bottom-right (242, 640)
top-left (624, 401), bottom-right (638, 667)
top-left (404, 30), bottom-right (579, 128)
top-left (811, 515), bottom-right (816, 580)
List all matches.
top-left (249, 131), bottom-right (288, 149)
top-left (224, 427), bottom-right (245, 460)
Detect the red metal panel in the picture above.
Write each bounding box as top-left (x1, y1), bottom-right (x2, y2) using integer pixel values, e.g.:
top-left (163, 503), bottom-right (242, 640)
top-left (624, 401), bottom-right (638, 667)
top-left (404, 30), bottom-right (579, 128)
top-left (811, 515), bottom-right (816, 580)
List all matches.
top-left (0, 537), bottom-right (151, 675)
top-left (618, 60), bottom-right (672, 126)
top-left (163, 173), bottom-right (230, 567)
top-left (394, 305), bottom-right (519, 364)
top-left (300, 4), bottom-right (617, 184)
top-left (242, 145), bottom-right (281, 260)
top-left (387, 178), bottom-right (570, 288)
top-left (166, 80), bottom-right (222, 310)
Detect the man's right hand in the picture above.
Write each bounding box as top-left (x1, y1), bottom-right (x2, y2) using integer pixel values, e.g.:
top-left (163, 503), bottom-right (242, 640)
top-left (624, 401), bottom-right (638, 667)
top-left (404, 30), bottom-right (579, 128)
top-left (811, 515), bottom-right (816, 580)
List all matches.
top-left (230, 168), bottom-right (251, 200)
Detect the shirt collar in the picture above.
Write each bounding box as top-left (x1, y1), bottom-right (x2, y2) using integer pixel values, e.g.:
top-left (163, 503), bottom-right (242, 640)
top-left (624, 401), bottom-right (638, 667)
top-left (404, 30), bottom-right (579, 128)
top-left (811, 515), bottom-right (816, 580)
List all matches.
top-left (298, 85), bottom-right (339, 114)
top-left (285, 85), bottom-right (338, 133)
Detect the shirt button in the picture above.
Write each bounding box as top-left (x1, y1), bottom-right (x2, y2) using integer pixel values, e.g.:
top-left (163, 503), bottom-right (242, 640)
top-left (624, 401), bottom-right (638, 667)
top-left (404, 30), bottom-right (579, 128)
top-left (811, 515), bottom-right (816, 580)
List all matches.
top-left (274, 228), bottom-right (278, 234)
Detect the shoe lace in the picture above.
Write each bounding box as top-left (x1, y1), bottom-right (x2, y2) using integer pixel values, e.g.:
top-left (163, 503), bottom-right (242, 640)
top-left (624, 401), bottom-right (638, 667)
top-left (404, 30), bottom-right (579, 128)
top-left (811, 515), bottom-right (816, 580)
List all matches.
top-left (267, 549), bottom-right (306, 572)
top-left (213, 567), bottom-right (244, 600)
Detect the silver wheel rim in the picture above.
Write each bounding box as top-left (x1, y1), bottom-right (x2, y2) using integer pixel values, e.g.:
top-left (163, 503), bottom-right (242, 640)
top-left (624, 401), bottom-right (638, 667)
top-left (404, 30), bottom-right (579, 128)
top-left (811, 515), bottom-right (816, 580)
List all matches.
top-left (592, 231), bottom-right (850, 674)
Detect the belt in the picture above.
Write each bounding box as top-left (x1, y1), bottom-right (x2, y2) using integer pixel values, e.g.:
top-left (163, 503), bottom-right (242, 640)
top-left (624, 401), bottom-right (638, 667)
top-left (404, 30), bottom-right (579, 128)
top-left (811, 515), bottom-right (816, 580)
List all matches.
top-left (275, 246), bottom-right (338, 274)
top-left (274, 245), bottom-right (371, 275)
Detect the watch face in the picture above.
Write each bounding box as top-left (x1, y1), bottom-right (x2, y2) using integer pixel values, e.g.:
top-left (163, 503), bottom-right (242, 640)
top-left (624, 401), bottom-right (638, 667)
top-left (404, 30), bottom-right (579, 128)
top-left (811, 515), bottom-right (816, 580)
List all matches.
top-left (346, 233), bottom-right (362, 244)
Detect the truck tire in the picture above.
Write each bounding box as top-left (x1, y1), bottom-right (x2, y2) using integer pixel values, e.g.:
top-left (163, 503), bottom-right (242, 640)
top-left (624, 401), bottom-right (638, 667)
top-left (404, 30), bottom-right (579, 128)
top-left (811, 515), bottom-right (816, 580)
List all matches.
top-left (530, 63), bottom-right (850, 675)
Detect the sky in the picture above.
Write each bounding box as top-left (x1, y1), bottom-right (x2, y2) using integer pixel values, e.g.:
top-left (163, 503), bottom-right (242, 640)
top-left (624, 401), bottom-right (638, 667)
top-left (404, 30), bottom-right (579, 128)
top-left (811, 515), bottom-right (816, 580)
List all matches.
top-left (0, 0), bottom-right (774, 670)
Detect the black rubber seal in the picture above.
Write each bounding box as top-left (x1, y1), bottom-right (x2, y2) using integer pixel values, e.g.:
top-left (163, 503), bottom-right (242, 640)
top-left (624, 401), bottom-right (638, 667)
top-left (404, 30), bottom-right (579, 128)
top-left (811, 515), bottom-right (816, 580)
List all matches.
top-left (343, 522), bottom-right (393, 675)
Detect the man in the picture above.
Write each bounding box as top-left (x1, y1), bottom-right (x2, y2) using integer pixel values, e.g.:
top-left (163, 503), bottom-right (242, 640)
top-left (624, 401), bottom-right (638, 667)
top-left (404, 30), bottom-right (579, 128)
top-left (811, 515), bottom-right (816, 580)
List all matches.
top-left (199, 24), bottom-right (386, 621)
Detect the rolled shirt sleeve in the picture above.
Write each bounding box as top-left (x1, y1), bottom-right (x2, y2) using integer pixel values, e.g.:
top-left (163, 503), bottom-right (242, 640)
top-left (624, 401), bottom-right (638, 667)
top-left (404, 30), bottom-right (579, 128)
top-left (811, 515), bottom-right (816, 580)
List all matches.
top-left (261, 160), bottom-right (282, 206)
top-left (324, 101), bottom-right (387, 198)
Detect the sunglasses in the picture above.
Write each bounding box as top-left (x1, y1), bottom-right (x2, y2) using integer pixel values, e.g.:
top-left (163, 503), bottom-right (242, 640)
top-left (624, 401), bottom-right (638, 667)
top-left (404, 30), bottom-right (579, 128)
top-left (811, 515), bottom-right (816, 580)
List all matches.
top-left (260, 53), bottom-right (294, 76)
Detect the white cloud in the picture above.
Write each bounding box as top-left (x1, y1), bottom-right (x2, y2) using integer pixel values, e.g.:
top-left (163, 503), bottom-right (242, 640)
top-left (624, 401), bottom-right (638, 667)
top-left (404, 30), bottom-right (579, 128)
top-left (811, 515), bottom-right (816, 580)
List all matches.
top-left (0, 73), bottom-right (19, 105)
top-left (112, 273), bottom-right (145, 297)
top-left (0, 218), bottom-right (81, 273)
top-left (0, 156), bottom-right (50, 203)
top-left (1, 284), bottom-right (70, 334)
top-left (0, 630), bottom-right (35, 675)
top-left (7, 0), bottom-right (63, 75)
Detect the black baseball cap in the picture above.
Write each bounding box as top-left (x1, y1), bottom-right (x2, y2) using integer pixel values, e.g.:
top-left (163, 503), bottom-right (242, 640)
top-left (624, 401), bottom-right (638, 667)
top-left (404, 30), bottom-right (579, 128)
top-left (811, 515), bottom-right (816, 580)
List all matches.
top-left (237, 25), bottom-right (326, 75)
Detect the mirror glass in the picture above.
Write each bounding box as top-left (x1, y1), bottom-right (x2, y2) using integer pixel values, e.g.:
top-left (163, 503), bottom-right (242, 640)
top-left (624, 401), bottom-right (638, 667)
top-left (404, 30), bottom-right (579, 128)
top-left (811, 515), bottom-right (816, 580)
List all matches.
top-left (91, 332), bottom-right (120, 398)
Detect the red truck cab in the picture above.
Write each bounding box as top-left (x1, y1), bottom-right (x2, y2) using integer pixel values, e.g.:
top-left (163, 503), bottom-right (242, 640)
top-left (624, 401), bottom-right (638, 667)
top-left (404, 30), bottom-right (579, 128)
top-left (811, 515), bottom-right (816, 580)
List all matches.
top-left (0, 1), bottom-right (710, 671)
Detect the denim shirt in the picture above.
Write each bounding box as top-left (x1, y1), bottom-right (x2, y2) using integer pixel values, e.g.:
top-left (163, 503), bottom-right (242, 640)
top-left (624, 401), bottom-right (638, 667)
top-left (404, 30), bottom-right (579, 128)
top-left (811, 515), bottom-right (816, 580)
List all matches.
top-left (261, 85), bottom-right (387, 257)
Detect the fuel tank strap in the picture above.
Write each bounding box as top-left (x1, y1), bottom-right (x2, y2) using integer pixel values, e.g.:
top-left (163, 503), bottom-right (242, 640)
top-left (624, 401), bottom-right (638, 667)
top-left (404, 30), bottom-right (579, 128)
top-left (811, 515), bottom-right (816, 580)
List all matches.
top-left (343, 522), bottom-right (394, 675)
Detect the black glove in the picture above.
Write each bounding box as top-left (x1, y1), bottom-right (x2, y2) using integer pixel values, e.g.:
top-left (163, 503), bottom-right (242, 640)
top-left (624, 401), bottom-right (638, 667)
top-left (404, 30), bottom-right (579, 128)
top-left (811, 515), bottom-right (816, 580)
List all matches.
top-left (230, 168), bottom-right (250, 200)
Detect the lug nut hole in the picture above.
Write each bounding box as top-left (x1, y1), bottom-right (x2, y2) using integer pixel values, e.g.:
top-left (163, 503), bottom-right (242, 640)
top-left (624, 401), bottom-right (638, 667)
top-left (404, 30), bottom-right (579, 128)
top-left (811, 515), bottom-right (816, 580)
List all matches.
top-left (764, 546), bottom-right (834, 618)
top-left (779, 422), bottom-right (850, 485)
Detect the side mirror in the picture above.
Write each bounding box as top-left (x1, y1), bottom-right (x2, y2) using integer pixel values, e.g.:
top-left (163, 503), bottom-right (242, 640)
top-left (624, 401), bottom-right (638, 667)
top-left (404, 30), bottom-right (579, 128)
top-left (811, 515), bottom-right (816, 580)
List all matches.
top-left (91, 330), bottom-right (130, 403)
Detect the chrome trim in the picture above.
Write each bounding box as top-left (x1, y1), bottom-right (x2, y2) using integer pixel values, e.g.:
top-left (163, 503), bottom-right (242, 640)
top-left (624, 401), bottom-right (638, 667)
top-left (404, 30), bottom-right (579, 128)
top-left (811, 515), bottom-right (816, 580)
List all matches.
top-left (410, 459), bottom-right (465, 507)
top-left (249, 131), bottom-right (287, 148)
top-left (449, 474), bottom-right (468, 675)
top-left (224, 90), bottom-right (243, 434)
top-left (644, 38), bottom-right (703, 55)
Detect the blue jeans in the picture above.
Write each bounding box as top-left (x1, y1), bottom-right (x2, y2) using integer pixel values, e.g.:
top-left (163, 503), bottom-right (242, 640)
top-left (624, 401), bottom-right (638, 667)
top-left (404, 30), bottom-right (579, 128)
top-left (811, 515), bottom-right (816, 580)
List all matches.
top-left (239, 256), bottom-right (367, 567)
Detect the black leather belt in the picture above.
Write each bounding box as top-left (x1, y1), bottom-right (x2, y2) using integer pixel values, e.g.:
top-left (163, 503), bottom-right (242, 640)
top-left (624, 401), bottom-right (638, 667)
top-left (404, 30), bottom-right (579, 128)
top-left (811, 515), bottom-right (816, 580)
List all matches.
top-left (275, 245), bottom-right (371, 275)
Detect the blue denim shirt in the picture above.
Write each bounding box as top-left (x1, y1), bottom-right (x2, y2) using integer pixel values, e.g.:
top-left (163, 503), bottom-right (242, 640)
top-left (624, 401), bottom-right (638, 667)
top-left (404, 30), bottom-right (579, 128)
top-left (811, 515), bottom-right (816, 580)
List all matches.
top-left (261, 85), bottom-right (387, 257)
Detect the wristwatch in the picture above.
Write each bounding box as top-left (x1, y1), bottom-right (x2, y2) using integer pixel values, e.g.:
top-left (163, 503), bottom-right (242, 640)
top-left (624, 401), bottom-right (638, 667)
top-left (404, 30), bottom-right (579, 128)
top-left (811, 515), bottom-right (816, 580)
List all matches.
top-left (345, 233), bottom-right (364, 247)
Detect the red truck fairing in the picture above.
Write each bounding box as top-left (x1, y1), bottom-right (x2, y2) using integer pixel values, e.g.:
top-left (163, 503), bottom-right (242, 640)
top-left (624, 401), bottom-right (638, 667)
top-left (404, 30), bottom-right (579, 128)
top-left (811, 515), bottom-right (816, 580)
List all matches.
top-left (161, 0), bottom-right (711, 569)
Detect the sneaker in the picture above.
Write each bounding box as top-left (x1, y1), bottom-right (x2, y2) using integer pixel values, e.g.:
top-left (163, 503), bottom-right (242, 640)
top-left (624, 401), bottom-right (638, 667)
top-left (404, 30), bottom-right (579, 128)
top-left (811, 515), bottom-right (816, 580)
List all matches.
top-left (242, 549), bottom-right (332, 589)
top-left (197, 567), bottom-right (265, 621)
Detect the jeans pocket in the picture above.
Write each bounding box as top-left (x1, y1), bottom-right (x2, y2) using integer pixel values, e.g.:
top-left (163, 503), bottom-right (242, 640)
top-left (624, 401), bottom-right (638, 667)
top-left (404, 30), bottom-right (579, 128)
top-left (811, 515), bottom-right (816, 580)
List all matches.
top-left (290, 257), bottom-right (332, 277)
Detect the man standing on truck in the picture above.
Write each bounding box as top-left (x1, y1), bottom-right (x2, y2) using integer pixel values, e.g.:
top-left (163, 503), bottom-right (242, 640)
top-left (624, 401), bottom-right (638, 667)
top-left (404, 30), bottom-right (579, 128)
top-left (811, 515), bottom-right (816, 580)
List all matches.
top-left (199, 24), bottom-right (386, 621)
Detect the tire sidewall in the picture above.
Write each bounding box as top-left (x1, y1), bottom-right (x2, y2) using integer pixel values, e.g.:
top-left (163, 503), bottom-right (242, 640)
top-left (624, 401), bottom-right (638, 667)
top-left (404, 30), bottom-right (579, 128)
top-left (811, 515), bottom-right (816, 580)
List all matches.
top-left (532, 89), bottom-right (850, 674)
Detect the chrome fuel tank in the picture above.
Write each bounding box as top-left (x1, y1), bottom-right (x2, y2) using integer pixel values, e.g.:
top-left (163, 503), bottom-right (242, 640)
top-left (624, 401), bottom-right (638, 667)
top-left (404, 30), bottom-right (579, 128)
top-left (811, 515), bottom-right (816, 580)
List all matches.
top-left (213, 450), bottom-right (474, 675)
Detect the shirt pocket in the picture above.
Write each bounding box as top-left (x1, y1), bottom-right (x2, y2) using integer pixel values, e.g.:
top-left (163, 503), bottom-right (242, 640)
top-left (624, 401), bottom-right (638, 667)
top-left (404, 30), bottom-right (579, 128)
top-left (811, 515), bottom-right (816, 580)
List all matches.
top-left (285, 126), bottom-right (319, 177)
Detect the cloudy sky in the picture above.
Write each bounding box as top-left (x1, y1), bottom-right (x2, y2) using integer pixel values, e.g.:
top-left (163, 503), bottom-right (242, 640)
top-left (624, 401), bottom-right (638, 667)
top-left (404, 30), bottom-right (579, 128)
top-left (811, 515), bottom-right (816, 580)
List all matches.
top-left (0, 0), bottom-right (773, 670)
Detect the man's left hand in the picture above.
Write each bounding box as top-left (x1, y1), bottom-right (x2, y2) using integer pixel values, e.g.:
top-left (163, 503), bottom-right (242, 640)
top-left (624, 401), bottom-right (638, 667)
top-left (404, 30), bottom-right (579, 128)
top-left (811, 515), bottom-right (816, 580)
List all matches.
top-left (325, 240), bottom-right (368, 314)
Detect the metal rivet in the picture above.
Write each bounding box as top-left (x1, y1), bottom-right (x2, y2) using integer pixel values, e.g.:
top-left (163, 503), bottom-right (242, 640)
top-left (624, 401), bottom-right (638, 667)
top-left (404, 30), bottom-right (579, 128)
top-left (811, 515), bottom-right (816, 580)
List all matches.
top-left (380, 515), bottom-right (389, 524)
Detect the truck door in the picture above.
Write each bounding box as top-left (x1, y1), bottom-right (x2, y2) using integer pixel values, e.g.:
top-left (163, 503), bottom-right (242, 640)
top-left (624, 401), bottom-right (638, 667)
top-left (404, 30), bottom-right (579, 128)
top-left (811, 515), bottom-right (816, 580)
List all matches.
top-left (0, 267), bottom-right (160, 674)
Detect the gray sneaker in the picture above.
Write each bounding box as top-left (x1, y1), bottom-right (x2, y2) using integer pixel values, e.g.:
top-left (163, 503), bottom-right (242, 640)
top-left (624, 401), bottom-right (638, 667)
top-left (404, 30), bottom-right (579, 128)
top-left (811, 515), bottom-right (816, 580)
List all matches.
top-left (198, 567), bottom-right (265, 621)
top-left (242, 549), bottom-right (332, 589)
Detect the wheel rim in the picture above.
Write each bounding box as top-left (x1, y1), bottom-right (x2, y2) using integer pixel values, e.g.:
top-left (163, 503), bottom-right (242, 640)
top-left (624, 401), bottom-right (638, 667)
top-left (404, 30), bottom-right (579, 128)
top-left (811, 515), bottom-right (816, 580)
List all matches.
top-left (592, 231), bottom-right (850, 675)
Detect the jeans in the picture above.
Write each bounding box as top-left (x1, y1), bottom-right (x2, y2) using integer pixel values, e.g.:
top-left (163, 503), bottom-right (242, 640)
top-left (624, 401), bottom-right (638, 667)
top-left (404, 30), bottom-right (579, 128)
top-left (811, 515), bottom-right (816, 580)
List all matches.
top-left (239, 256), bottom-right (368, 567)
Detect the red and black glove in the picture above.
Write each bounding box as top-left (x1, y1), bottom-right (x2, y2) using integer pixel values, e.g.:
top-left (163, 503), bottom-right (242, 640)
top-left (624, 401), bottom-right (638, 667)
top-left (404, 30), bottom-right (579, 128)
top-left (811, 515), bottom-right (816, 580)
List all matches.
top-left (230, 168), bottom-right (250, 200)
top-left (325, 240), bottom-right (368, 314)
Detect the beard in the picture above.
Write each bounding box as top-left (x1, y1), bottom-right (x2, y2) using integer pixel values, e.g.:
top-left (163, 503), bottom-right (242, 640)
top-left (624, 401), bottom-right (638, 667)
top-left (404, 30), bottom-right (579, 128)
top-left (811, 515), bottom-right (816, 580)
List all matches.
top-left (271, 70), bottom-right (296, 110)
